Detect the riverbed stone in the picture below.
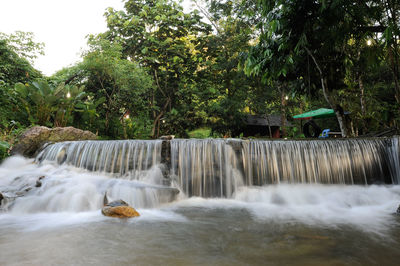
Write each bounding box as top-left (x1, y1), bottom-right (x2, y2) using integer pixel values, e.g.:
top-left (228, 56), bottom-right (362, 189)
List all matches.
top-left (11, 126), bottom-right (97, 157)
top-left (35, 176), bottom-right (45, 187)
top-left (101, 200), bottom-right (140, 218)
top-left (159, 135), bottom-right (175, 140)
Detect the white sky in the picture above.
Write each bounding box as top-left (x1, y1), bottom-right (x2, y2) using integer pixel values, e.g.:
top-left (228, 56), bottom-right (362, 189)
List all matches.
top-left (0, 0), bottom-right (125, 76)
top-left (0, 0), bottom-right (195, 76)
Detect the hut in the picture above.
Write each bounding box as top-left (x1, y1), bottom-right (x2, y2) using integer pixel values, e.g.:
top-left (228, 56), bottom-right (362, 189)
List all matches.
top-left (242, 114), bottom-right (291, 138)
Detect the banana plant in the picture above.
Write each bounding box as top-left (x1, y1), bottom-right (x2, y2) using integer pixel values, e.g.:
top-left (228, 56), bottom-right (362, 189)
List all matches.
top-left (0, 140), bottom-right (10, 160)
top-left (15, 80), bottom-right (63, 125)
top-left (54, 84), bottom-right (89, 127)
top-left (15, 79), bottom-right (92, 127)
top-left (74, 96), bottom-right (106, 129)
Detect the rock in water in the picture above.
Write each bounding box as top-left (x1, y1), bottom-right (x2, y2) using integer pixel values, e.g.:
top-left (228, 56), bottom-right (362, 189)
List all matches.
top-left (101, 199), bottom-right (140, 218)
top-left (397, 204), bottom-right (400, 214)
top-left (35, 176), bottom-right (45, 187)
top-left (159, 135), bottom-right (175, 140)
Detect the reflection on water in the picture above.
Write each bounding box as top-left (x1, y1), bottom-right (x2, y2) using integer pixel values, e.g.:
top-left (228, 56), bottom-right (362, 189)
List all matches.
top-left (1, 156), bottom-right (400, 265)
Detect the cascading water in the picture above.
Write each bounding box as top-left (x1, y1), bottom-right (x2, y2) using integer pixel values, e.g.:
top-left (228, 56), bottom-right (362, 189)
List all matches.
top-left (170, 137), bottom-right (399, 197)
top-left (1, 137), bottom-right (400, 265)
top-left (387, 136), bottom-right (400, 184)
top-left (36, 140), bottom-right (163, 179)
top-left (241, 138), bottom-right (394, 186)
top-left (170, 139), bottom-right (243, 197)
top-left (5, 137), bottom-right (397, 201)
top-left (0, 140), bottom-right (176, 213)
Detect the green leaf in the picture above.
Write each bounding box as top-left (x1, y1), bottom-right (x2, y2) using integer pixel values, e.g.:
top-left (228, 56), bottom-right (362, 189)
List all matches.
top-left (0, 141), bottom-right (10, 149)
top-left (95, 97), bottom-right (106, 107)
top-left (173, 56), bottom-right (180, 63)
top-left (75, 103), bottom-right (86, 109)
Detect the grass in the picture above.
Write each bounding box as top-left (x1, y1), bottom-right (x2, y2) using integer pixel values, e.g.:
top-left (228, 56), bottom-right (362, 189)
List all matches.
top-left (187, 127), bottom-right (212, 139)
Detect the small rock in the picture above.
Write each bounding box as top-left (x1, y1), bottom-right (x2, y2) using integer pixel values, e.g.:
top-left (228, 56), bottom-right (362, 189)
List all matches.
top-left (101, 199), bottom-right (140, 218)
top-left (107, 199), bottom-right (129, 207)
top-left (0, 192), bottom-right (3, 205)
top-left (159, 135), bottom-right (175, 140)
top-left (14, 185), bottom-right (32, 197)
top-left (397, 204), bottom-right (400, 214)
top-left (35, 176), bottom-right (45, 187)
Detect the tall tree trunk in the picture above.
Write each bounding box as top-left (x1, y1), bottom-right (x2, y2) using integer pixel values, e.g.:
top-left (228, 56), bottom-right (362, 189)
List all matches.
top-left (384, 0), bottom-right (400, 116)
top-left (388, 47), bottom-right (400, 104)
top-left (280, 86), bottom-right (287, 138)
top-left (358, 73), bottom-right (368, 134)
top-left (359, 74), bottom-right (366, 117)
top-left (151, 98), bottom-right (170, 139)
top-left (305, 47), bottom-right (349, 137)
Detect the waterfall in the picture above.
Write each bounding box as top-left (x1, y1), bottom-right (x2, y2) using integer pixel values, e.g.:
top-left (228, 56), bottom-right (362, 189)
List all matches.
top-left (2, 137), bottom-right (400, 266)
top-left (241, 139), bottom-right (392, 186)
top-left (36, 140), bottom-right (163, 180)
top-left (0, 139), bottom-right (176, 212)
top-left (32, 137), bottom-right (400, 199)
top-left (170, 138), bottom-right (399, 197)
top-left (387, 137), bottom-right (400, 184)
top-left (170, 139), bottom-right (243, 198)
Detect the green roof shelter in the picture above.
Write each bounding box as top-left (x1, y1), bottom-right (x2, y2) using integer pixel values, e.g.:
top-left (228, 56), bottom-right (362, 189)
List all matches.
top-left (293, 108), bottom-right (336, 120)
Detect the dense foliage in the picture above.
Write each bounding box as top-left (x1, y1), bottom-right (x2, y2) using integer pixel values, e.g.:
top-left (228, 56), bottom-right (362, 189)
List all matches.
top-left (1, 0), bottom-right (399, 160)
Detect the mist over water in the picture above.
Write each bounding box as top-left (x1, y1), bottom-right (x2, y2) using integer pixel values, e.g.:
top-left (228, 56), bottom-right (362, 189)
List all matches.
top-left (1, 156), bottom-right (399, 233)
top-left (1, 137), bottom-right (400, 265)
top-left (0, 156), bottom-right (172, 213)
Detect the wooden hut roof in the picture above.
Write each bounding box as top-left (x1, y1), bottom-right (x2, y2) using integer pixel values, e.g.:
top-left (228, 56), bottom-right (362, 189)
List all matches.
top-left (244, 115), bottom-right (292, 127)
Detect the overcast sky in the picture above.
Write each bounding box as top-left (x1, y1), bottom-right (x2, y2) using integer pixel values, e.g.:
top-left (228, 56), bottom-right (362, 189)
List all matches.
top-left (1, 0), bottom-right (196, 76)
top-left (0, 0), bottom-right (126, 76)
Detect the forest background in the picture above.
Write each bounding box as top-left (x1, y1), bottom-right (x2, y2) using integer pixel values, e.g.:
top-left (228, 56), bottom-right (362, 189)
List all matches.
top-left (1, 0), bottom-right (399, 159)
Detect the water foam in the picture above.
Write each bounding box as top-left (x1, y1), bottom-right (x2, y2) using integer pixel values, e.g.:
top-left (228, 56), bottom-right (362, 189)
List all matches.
top-left (167, 184), bottom-right (400, 235)
top-left (0, 156), bottom-right (175, 213)
top-left (1, 155), bottom-right (400, 235)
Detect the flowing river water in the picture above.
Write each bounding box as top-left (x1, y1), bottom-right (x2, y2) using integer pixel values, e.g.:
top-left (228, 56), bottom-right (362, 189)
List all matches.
top-left (1, 138), bottom-right (400, 265)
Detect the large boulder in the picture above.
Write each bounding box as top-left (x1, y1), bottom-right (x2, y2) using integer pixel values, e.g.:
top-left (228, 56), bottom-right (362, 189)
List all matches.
top-left (101, 199), bottom-right (140, 218)
top-left (11, 126), bottom-right (97, 157)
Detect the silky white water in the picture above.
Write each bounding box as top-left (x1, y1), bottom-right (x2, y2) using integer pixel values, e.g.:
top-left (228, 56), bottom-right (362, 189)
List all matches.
top-left (37, 138), bottom-right (400, 198)
top-left (170, 138), bottom-right (399, 197)
top-left (2, 155), bottom-right (399, 230)
top-left (0, 156), bottom-right (174, 212)
top-left (1, 155), bottom-right (400, 265)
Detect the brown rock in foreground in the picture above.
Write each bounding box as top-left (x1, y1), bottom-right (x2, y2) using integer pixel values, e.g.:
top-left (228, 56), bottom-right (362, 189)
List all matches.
top-left (101, 199), bottom-right (140, 218)
top-left (11, 126), bottom-right (97, 157)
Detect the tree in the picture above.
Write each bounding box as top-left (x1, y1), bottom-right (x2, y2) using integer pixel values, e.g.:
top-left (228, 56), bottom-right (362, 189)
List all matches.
top-left (103, 0), bottom-right (211, 138)
top-left (0, 33), bottom-right (42, 130)
top-left (0, 31), bottom-right (45, 64)
top-left (54, 37), bottom-right (154, 138)
top-left (192, 0), bottom-right (264, 137)
top-left (376, 0), bottom-right (400, 107)
top-left (245, 0), bottom-right (390, 137)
